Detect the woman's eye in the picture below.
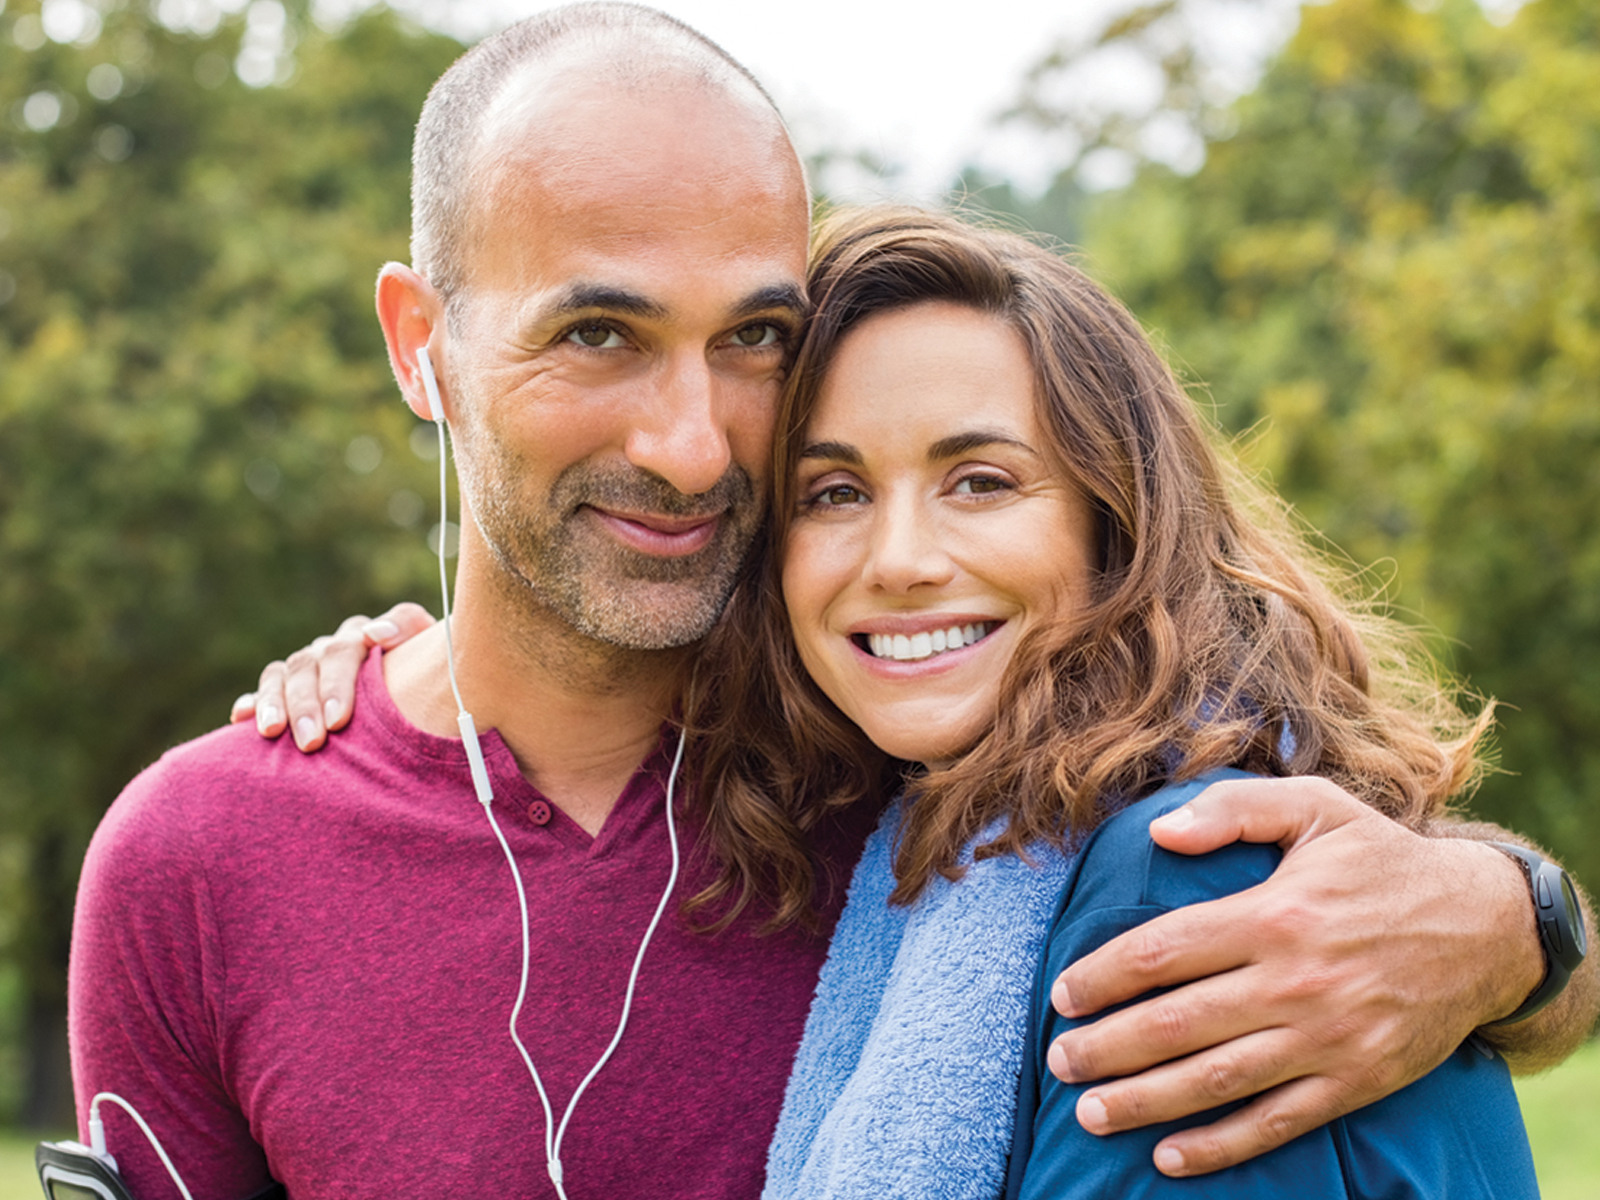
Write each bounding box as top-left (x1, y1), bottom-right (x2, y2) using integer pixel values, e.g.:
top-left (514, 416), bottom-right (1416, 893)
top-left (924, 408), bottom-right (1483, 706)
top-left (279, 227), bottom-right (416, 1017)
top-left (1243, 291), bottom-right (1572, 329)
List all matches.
top-left (731, 322), bottom-right (782, 348)
top-left (954, 474), bottom-right (1009, 495)
top-left (811, 484), bottom-right (864, 507)
top-left (567, 322), bottom-right (625, 349)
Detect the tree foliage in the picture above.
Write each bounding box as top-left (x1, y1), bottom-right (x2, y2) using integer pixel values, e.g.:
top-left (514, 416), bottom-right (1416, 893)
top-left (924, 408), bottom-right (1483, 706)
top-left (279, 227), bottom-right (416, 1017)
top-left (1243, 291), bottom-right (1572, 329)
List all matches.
top-left (1048, 0), bottom-right (1600, 888)
top-left (0, 0), bottom-right (460, 1123)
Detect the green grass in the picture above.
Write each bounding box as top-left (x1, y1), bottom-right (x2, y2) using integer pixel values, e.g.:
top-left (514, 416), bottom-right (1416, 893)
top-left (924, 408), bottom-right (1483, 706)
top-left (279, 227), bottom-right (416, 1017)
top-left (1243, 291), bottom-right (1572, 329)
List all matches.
top-left (1514, 1037), bottom-right (1600, 1199)
top-left (0, 1130), bottom-right (48, 1200)
top-left (2, 1044), bottom-right (1595, 1198)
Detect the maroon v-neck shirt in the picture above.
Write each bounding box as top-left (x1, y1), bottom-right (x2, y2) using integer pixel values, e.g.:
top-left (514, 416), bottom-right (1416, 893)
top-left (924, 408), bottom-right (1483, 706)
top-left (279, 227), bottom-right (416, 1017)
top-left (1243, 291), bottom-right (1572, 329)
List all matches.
top-left (71, 650), bottom-right (876, 1199)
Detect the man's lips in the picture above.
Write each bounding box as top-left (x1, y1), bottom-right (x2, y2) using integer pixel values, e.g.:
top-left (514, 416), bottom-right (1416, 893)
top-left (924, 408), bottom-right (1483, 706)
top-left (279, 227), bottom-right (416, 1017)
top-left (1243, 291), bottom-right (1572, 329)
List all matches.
top-left (588, 506), bottom-right (723, 556)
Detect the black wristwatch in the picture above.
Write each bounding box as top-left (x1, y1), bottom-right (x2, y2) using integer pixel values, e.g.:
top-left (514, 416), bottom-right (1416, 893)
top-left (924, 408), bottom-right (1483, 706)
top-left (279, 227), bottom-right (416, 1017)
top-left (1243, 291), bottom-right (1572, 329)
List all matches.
top-left (1487, 842), bottom-right (1589, 1025)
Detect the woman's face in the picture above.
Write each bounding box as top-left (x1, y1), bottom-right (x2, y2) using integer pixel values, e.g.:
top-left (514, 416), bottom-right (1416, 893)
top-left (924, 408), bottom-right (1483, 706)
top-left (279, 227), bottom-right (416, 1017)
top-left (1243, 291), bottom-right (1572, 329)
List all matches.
top-left (782, 301), bottom-right (1098, 766)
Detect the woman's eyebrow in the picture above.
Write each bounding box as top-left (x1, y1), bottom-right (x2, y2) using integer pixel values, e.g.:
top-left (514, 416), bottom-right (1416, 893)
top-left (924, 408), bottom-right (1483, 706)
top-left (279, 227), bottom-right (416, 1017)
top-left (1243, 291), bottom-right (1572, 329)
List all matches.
top-left (927, 429), bottom-right (1036, 460)
top-left (799, 440), bottom-right (861, 464)
top-left (800, 431), bottom-right (1037, 464)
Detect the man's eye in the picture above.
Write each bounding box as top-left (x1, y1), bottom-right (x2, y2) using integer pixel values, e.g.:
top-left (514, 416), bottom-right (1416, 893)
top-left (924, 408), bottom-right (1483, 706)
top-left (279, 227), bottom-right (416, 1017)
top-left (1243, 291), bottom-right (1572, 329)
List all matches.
top-left (567, 322), bottom-right (625, 349)
top-left (731, 323), bottom-right (782, 348)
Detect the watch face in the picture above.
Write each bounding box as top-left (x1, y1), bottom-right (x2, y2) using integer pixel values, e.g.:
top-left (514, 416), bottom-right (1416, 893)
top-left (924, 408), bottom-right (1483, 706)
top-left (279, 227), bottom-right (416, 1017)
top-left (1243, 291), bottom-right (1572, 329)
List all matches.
top-left (1560, 872), bottom-right (1588, 959)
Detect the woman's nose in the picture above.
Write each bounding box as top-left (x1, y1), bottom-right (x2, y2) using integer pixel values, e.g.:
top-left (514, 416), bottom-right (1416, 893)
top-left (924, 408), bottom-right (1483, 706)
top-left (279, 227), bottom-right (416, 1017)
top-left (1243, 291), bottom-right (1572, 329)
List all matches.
top-left (861, 492), bottom-right (956, 593)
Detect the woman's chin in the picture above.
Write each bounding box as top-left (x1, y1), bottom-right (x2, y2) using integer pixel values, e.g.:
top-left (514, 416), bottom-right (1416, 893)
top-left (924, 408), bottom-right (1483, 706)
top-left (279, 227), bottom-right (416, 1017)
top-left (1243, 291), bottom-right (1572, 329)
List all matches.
top-left (833, 686), bottom-right (998, 769)
top-left (860, 725), bottom-right (981, 771)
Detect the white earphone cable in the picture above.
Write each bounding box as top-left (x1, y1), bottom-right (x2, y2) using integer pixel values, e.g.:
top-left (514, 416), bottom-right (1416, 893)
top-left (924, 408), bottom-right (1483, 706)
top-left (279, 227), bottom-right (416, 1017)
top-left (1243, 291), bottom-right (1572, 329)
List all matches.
top-left (87, 1092), bottom-right (194, 1200)
top-left (435, 419), bottom-right (466, 717)
top-left (477, 729), bottom-right (684, 1197)
top-left (552, 727), bottom-right (684, 1183)
top-left (424, 351), bottom-right (684, 1199)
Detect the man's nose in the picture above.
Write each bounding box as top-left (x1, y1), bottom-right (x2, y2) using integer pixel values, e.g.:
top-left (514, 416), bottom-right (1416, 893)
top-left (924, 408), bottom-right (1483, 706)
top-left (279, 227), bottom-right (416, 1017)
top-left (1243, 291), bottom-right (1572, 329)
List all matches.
top-left (623, 351), bottom-right (732, 497)
top-left (862, 491), bottom-right (956, 594)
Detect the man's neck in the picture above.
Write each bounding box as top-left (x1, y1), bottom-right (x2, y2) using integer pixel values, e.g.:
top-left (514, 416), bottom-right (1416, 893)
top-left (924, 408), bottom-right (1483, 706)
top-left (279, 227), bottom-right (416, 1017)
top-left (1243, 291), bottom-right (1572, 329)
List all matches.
top-left (384, 566), bottom-right (689, 837)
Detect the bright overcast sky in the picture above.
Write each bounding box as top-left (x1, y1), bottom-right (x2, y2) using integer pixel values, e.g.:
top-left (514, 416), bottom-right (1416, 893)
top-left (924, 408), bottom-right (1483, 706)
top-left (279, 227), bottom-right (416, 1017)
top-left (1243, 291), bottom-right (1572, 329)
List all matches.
top-left (375, 0), bottom-right (1298, 199)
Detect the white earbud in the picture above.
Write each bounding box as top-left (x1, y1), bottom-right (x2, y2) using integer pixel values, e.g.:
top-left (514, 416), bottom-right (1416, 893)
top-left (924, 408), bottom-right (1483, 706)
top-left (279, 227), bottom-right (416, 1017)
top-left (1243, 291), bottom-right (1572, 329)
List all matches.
top-left (415, 344), bottom-right (446, 423)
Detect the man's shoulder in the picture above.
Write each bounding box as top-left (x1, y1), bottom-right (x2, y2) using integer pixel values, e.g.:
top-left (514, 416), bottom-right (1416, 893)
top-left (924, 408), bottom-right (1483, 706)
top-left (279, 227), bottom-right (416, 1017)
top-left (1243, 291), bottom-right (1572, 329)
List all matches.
top-left (88, 722), bottom-right (302, 879)
top-left (107, 648), bottom-right (426, 837)
top-left (136, 717), bottom-right (288, 791)
top-left (123, 716), bottom-right (334, 813)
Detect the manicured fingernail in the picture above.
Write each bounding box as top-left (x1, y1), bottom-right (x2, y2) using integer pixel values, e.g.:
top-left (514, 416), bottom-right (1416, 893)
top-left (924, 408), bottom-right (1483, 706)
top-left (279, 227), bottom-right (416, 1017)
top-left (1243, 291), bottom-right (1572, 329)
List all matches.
top-left (1155, 1145), bottom-right (1186, 1175)
top-left (324, 698), bottom-right (342, 726)
top-left (1155, 804), bottom-right (1195, 829)
top-left (1077, 1093), bottom-right (1109, 1134)
top-left (364, 620), bottom-right (399, 641)
top-left (258, 705), bottom-right (281, 733)
top-left (295, 716), bottom-right (317, 747)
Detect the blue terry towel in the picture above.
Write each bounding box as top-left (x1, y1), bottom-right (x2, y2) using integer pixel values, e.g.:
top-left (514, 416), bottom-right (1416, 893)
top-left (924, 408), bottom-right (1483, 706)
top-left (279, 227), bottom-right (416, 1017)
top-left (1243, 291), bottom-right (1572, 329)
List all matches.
top-left (764, 796), bottom-right (1076, 1200)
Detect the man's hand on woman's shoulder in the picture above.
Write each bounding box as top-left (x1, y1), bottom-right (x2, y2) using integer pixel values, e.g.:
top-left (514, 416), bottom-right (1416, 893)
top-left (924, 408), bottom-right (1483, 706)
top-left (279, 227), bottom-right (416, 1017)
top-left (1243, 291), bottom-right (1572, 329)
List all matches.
top-left (1047, 775), bottom-right (1596, 1177)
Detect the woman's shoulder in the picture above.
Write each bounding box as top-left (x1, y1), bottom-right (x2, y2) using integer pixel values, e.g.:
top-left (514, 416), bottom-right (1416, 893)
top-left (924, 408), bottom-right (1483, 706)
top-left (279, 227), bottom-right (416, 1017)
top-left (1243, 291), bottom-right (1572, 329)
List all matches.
top-left (1014, 771), bottom-right (1541, 1200)
top-left (1065, 768), bottom-right (1280, 917)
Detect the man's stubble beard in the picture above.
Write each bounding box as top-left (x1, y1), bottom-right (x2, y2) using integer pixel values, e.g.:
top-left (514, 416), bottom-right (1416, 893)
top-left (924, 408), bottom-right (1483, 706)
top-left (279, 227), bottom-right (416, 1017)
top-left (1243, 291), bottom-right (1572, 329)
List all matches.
top-left (450, 406), bottom-right (764, 654)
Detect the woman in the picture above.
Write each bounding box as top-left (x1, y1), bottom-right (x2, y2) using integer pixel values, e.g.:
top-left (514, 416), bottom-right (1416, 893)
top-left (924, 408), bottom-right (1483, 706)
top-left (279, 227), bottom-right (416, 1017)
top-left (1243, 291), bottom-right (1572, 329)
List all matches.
top-left (247, 207), bottom-right (1539, 1197)
top-left (724, 208), bottom-right (1534, 1198)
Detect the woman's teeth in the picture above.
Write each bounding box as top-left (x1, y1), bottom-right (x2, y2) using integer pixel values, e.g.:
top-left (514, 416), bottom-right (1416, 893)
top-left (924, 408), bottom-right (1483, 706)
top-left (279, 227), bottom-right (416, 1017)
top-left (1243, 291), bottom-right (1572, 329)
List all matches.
top-left (865, 623), bottom-right (994, 663)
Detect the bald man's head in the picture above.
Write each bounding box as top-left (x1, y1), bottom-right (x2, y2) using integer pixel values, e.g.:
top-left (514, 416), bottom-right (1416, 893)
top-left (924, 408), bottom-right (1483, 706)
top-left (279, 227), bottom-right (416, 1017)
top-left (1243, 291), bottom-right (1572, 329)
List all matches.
top-left (411, 2), bottom-right (802, 304)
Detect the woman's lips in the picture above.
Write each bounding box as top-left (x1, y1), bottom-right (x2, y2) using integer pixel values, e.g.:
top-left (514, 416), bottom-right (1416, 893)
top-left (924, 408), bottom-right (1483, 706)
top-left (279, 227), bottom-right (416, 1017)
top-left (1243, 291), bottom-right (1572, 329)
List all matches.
top-left (588, 507), bottom-right (722, 556)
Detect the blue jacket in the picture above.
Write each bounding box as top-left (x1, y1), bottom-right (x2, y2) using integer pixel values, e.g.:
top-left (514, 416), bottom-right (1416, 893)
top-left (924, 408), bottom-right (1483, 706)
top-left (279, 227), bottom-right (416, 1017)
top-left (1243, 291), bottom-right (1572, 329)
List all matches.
top-left (1005, 771), bottom-right (1540, 1198)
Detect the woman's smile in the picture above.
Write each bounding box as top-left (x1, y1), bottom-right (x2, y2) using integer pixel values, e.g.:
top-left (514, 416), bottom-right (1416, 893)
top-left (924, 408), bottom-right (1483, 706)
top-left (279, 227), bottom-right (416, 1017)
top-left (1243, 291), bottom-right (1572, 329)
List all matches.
top-left (852, 619), bottom-right (1001, 664)
top-left (781, 301), bottom-right (1098, 766)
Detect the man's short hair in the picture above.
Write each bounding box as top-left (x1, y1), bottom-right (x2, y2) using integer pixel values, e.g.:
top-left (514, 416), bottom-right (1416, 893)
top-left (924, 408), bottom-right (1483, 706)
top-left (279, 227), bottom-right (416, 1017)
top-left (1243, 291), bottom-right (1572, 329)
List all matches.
top-left (411, 1), bottom-right (785, 305)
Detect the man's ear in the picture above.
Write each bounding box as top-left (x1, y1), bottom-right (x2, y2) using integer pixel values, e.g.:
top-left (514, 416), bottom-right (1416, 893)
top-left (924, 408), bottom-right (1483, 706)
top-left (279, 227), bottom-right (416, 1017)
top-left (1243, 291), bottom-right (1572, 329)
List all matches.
top-left (376, 264), bottom-right (448, 422)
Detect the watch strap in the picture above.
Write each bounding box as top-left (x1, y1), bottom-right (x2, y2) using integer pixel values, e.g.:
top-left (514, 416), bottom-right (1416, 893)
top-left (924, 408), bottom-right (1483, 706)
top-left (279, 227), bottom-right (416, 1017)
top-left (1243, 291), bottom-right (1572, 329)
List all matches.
top-left (1485, 842), bottom-right (1587, 1026)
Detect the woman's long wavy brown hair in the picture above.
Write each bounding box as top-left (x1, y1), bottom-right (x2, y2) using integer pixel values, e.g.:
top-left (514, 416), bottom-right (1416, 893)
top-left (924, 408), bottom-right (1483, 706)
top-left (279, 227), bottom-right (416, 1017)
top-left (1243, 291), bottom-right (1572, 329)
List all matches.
top-left (681, 206), bottom-right (1490, 927)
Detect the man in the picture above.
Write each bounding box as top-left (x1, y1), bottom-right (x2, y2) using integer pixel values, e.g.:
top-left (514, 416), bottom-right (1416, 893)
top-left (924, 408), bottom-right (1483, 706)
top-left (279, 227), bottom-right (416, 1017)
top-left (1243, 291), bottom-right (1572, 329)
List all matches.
top-left (72, 5), bottom-right (1595, 1199)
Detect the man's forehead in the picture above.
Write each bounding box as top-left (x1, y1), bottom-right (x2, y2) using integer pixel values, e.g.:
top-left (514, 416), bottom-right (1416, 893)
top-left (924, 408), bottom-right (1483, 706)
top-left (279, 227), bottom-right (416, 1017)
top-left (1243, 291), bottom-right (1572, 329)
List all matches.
top-left (454, 57), bottom-right (809, 301)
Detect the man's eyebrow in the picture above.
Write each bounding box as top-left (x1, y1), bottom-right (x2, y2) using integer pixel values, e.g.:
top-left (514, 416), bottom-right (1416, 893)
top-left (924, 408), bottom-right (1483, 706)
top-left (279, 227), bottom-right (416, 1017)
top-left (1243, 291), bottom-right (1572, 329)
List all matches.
top-left (729, 283), bottom-right (806, 322)
top-left (927, 429), bottom-right (1037, 460)
top-left (540, 283), bottom-right (669, 322)
top-left (798, 440), bottom-right (861, 464)
top-left (523, 282), bottom-right (803, 335)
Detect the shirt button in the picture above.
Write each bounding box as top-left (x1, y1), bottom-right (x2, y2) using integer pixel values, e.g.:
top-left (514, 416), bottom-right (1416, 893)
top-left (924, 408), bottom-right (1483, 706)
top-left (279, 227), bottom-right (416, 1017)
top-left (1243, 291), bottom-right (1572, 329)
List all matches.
top-left (527, 799), bottom-right (552, 826)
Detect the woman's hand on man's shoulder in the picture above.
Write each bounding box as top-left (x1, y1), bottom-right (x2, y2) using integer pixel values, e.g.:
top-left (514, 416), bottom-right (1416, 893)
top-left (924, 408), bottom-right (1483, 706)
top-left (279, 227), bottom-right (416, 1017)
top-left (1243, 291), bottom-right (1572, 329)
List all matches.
top-left (229, 602), bottom-right (435, 751)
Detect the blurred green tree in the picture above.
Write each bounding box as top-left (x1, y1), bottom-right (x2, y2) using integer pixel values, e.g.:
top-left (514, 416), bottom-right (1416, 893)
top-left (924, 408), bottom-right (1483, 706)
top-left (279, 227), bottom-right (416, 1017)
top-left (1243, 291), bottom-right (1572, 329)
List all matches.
top-left (0, 0), bottom-right (460, 1125)
top-left (1002, 0), bottom-right (1600, 891)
